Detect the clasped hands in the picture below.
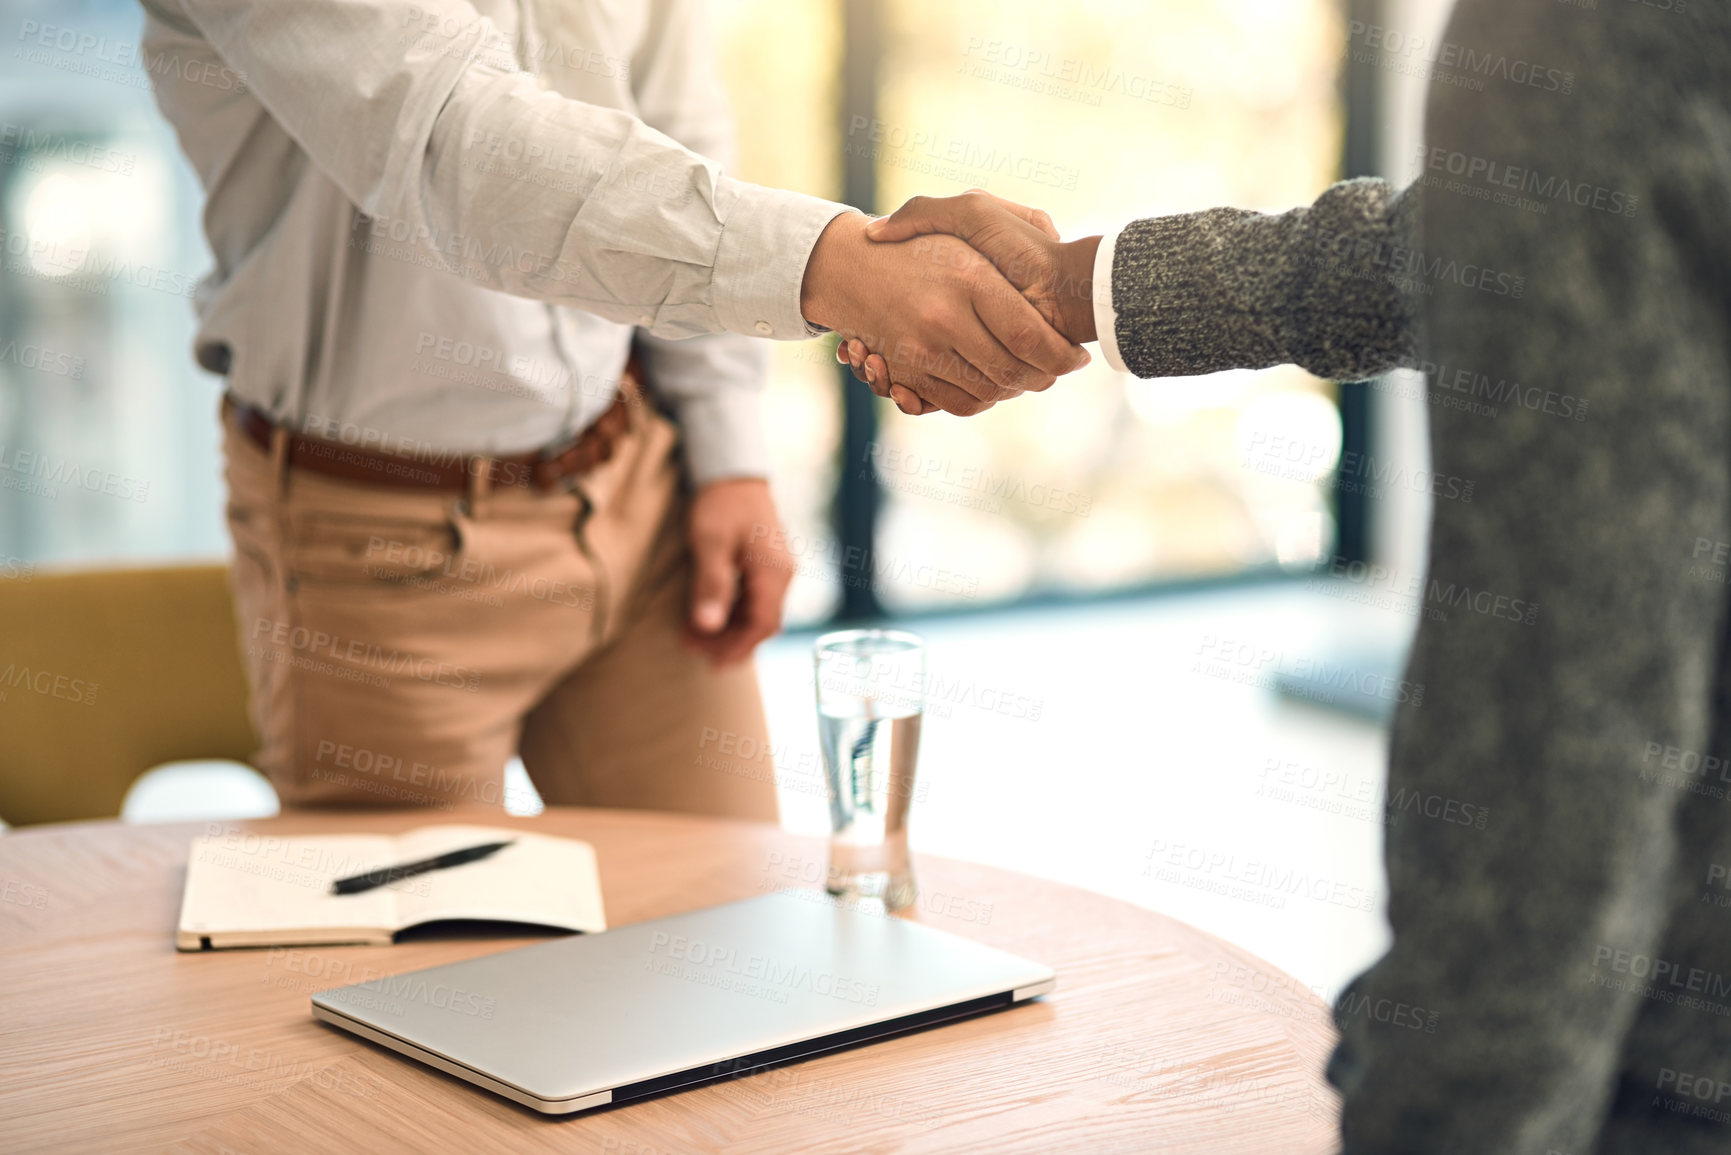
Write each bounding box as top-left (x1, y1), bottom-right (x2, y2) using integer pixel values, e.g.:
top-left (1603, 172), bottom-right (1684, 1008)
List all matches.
top-left (800, 190), bottom-right (1103, 417)
top-left (689, 191), bottom-right (1100, 670)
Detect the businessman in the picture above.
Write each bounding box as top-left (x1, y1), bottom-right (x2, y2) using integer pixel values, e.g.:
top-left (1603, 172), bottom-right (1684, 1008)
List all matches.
top-left (849, 5), bottom-right (1731, 1153)
top-left (140, 0), bottom-right (1084, 820)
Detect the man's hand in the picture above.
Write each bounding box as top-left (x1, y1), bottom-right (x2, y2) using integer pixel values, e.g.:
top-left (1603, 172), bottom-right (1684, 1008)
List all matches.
top-left (685, 478), bottom-right (793, 667)
top-left (868, 191), bottom-right (1102, 341)
top-left (842, 191), bottom-right (1103, 414)
top-left (801, 212), bottom-right (1089, 417)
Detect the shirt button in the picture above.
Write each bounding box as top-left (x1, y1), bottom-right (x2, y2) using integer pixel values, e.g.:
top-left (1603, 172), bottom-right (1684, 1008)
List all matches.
top-left (754, 321), bottom-right (773, 336)
top-left (638, 315), bottom-right (653, 326)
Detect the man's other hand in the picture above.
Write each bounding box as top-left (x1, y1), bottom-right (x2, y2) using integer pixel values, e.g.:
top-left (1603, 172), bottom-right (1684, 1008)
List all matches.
top-left (685, 478), bottom-right (793, 667)
top-left (801, 212), bottom-right (1089, 418)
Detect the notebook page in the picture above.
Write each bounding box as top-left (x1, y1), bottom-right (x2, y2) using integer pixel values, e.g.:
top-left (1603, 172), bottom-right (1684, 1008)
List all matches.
top-left (392, 825), bottom-right (606, 934)
top-left (178, 834), bottom-right (398, 941)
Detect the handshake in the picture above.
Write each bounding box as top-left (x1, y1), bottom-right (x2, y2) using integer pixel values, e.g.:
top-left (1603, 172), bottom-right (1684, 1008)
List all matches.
top-left (799, 191), bottom-right (1103, 418)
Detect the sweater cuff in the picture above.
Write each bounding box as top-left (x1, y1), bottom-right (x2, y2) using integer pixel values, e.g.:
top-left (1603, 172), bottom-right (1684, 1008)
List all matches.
top-left (1093, 225), bottom-right (1129, 373)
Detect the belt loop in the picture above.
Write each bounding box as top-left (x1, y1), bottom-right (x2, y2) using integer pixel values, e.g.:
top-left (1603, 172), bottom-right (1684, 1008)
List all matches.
top-left (621, 361), bottom-right (643, 432)
top-left (269, 427), bottom-right (290, 500)
top-left (467, 456), bottom-right (494, 519)
top-left (569, 489), bottom-right (607, 644)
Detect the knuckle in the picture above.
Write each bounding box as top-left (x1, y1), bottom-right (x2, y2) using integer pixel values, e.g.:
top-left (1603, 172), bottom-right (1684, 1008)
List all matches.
top-left (1032, 327), bottom-right (1071, 362)
top-left (1003, 324), bottom-right (1039, 359)
top-left (692, 533), bottom-right (733, 559)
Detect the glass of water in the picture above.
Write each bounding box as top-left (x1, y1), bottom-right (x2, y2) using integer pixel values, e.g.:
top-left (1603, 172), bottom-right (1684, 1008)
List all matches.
top-left (813, 629), bottom-right (924, 911)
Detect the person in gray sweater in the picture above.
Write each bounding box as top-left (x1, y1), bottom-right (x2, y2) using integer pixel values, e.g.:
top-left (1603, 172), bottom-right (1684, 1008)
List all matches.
top-left (853, 2), bottom-right (1731, 1152)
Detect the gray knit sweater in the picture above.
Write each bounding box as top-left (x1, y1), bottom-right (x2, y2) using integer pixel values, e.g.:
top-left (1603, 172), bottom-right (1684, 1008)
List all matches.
top-left (1111, 178), bottom-right (1419, 382)
top-left (1106, 4), bottom-right (1731, 1154)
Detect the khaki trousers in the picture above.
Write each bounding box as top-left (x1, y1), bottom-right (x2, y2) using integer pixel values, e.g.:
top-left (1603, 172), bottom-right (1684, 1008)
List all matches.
top-left (221, 400), bottom-right (777, 822)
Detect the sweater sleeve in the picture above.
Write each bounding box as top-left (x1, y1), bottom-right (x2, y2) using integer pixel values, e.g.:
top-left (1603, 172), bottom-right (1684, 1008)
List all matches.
top-left (1105, 178), bottom-right (1420, 381)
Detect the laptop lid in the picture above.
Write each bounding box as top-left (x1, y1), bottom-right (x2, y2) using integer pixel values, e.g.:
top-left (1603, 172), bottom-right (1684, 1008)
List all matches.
top-left (310, 889), bottom-right (1056, 1114)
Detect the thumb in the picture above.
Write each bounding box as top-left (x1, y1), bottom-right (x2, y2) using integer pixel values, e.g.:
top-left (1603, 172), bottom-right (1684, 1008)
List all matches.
top-left (866, 190), bottom-right (1059, 245)
top-left (690, 532), bottom-right (739, 635)
top-left (1021, 204), bottom-right (1060, 241)
top-left (864, 196), bottom-right (954, 244)
top-left (962, 189), bottom-right (1060, 240)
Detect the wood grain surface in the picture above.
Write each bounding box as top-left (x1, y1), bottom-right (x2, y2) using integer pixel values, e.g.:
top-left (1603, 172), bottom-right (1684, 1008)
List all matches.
top-left (0, 808), bottom-right (1341, 1154)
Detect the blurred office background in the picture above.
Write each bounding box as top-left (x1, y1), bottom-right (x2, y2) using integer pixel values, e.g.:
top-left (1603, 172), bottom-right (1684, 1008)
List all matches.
top-left (0, 0), bottom-right (1454, 1002)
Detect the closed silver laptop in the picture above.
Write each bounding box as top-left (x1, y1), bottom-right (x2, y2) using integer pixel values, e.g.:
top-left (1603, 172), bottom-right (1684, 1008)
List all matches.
top-left (310, 889), bottom-right (1056, 1114)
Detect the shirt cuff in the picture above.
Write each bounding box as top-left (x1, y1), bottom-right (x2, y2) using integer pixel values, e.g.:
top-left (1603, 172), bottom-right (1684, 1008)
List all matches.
top-left (670, 391), bottom-right (771, 485)
top-left (713, 180), bottom-right (857, 341)
top-left (1093, 225), bottom-right (1129, 373)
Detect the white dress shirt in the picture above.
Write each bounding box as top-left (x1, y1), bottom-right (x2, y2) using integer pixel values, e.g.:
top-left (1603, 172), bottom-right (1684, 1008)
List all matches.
top-left (1092, 226), bottom-right (1129, 375)
top-left (139, 0), bottom-right (852, 482)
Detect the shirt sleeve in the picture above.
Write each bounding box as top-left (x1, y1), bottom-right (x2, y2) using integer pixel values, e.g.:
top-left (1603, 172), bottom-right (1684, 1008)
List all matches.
top-left (637, 338), bottom-right (774, 484)
top-left (625, 0), bottom-right (774, 483)
top-left (164, 0), bottom-right (852, 342)
top-left (1092, 226), bottom-right (1129, 374)
top-left (1105, 178), bottom-right (1421, 381)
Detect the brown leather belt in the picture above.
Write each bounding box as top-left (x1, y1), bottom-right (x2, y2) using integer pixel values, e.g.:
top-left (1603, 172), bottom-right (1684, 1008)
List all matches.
top-left (224, 362), bottom-right (641, 494)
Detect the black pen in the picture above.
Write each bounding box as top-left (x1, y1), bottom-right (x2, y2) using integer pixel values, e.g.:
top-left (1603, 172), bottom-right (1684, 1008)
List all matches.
top-left (330, 840), bottom-right (515, 895)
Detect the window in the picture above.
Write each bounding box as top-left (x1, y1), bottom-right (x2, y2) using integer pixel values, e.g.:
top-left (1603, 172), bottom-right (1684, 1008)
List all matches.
top-left (713, 0), bottom-right (1352, 622)
top-left (0, 0), bottom-right (1355, 614)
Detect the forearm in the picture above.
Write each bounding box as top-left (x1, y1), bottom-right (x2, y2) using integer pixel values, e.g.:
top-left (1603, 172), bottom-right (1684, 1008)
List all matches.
top-left (167, 0), bottom-right (849, 342)
top-left (423, 70), bottom-right (845, 341)
top-left (1101, 178), bottom-right (1420, 380)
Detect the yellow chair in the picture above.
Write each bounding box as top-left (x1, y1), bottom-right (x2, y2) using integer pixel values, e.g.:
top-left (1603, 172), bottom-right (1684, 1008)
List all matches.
top-left (0, 564), bottom-right (256, 826)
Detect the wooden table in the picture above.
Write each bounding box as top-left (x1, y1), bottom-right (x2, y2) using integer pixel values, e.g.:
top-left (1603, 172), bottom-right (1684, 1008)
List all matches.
top-left (0, 808), bottom-right (1341, 1154)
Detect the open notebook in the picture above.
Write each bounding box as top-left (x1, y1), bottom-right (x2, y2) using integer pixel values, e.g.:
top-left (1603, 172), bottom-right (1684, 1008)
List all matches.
top-left (176, 824), bottom-right (606, 951)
